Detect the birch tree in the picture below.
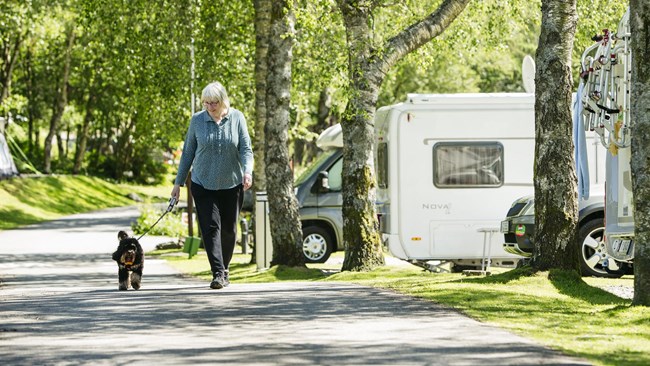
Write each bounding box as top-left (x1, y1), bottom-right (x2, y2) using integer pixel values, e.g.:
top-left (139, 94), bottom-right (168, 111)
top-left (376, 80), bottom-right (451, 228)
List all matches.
top-left (336, 0), bottom-right (470, 271)
top-left (629, 0), bottom-right (650, 306)
top-left (253, 0), bottom-right (271, 192)
top-left (265, 0), bottom-right (305, 267)
top-left (531, 0), bottom-right (580, 272)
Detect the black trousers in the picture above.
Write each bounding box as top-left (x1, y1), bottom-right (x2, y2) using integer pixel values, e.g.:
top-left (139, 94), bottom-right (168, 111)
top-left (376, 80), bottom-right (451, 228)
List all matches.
top-left (191, 183), bottom-right (243, 276)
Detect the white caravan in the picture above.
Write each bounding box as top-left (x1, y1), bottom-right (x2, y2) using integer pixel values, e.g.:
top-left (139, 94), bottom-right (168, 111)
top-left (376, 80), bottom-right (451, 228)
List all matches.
top-left (374, 93), bottom-right (606, 270)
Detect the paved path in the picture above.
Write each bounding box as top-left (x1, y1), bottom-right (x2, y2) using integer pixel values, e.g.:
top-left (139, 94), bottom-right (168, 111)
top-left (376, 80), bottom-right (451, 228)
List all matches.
top-left (0, 207), bottom-right (591, 365)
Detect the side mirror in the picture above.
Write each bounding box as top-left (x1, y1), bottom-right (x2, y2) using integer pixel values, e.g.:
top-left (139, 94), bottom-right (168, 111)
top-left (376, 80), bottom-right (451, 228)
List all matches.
top-left (311, 171), bottom-right (330, 194)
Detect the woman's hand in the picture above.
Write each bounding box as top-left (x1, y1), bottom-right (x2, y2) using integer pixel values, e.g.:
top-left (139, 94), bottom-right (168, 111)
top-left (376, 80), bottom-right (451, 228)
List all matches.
top-left (171, 184), bottom-right (181, 201)
top-left (243, 174), bottom-right (253, 191)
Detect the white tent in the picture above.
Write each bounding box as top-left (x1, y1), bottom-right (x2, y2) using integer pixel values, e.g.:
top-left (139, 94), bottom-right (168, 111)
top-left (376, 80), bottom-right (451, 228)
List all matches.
top-left (0, 131), bottom-right (18, 179)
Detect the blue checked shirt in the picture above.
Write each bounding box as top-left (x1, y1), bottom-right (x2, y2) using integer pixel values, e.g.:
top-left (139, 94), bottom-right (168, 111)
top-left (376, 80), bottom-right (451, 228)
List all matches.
top-left (174, 108), bottom-right (254, 190)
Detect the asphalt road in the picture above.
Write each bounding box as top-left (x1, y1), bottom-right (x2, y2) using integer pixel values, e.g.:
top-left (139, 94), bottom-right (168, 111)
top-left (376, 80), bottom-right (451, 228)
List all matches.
top-left (0, 206), bottom-right (591, 365)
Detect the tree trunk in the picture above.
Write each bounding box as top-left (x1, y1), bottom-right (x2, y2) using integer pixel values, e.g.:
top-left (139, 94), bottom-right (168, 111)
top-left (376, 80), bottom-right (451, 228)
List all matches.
top-left (26, 49), bottom-right (35, 155)
top-left (531, 0), bottom-right (580, 272)
top-left (265, 0), bottom-right (304, 267)
top-left (629, 0), bottom-right (650, 306)
top-left (252, 0), bottom-right (272, 264)
top-left (73, 93), bottom-right (96, 174)
top-left (114, 117), bottom-right (136, 180)
top-left (337, 2), bottom-right (384, 271)
top-left (56, 132), bottom-right (65, 161)
top-left (337, 0), bottom-right (470, 271)
top-left (0, 35), bottom-right (21, 105)
top-left (44, 27), bottom-right (75, 174)
top-left (253, 0), bottom-right (271, 192)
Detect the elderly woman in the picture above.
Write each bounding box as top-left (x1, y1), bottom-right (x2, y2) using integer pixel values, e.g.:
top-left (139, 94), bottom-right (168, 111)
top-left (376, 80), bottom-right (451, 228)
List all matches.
top-left (171, 81), bottom-right (253, 289)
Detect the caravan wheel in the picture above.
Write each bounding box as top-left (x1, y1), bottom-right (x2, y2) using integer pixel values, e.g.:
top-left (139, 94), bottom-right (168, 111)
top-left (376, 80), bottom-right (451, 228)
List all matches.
top-left (302, 226), bottom-right (333, 263)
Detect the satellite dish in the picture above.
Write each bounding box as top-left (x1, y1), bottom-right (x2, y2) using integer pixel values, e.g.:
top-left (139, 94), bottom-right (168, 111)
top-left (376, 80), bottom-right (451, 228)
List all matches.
top-left (522, 55), bottom-right (536, 94)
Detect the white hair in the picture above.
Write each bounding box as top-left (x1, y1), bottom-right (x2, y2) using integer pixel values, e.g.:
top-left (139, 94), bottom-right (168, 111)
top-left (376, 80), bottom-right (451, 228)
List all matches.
top-left (201, 81), bottom-right (230, 109)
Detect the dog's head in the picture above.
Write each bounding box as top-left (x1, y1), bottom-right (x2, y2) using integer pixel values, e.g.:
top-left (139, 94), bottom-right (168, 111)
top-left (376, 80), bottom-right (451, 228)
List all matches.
top-left (120, 242), bottom-right (138, 266)
top-left (115, 231), bottom-right (142, 267)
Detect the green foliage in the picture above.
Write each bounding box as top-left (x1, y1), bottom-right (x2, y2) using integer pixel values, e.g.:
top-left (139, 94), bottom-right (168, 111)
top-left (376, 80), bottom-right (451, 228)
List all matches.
top-left (132, 206), bottom-right (190, 237)
top-left (375, 0), bottom-right (541, 105)
top-left (195, 0), bottom-right (255, 120)
top-left (2, 0), bottom-right (630, 182)
top-left (574, 1), bottom-right (628, 78)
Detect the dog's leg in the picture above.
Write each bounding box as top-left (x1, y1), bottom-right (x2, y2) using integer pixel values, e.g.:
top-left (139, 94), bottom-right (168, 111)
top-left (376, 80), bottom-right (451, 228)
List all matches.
top-left (118, 267), bottom-right (129, 291)
top-left (131, 271), bottom-right (141, 290)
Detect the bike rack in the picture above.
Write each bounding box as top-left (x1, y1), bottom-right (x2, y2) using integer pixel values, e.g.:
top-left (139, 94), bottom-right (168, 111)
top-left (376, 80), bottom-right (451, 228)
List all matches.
top-left (579, 8), bottom-right (631, 151)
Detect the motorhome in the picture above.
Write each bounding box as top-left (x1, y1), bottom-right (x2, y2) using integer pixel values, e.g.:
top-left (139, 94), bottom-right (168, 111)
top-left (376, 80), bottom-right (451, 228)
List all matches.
top-left (579, 8), bottom-right (634, 271)
top-left (374, 93), bottom-right (606, 271)
top-left (295, 125), bottom-right (343, 263)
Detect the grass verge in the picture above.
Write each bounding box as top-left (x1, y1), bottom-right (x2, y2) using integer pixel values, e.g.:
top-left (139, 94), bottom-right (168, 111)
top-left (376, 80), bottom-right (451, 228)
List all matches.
top-left (0, 175), bottom-right (173, 230)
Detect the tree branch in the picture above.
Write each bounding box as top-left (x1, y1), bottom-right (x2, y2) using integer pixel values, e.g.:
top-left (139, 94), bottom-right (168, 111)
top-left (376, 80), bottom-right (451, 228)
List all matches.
top-left (372, 0), bottom-right (471, 78)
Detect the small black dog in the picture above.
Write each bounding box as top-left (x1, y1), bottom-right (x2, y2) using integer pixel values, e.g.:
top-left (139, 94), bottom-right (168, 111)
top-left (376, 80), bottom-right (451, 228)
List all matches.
top-left (112, 231), bottom-right (144, 291)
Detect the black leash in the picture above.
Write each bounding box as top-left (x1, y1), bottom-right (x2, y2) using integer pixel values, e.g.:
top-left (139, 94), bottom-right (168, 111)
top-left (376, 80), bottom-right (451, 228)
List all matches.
top-left (137, 197), bottom-right (178, 240)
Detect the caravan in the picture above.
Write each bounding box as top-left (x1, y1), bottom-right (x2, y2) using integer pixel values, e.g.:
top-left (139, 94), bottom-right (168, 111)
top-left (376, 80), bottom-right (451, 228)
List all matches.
top-left (374, 93), bottom-right (603, 271)
top-left (374, 93), bottom-right (537, 270)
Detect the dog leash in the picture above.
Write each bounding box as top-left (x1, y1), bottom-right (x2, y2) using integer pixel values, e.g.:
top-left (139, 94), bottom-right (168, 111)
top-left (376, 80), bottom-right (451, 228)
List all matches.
top-left (137, 197), bottom-right (178, 240)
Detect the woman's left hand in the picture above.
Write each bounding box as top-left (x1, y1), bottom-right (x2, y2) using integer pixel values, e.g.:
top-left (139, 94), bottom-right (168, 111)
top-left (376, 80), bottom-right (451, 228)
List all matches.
top-left (243, 173), bottom-right (253, 191)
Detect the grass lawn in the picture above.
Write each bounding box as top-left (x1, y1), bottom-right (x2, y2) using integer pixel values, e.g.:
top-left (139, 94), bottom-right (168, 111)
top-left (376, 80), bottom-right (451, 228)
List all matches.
top-left (0, 175), bottom-right (175, 230)
top-left (157, 249), bottom-right (649, 366)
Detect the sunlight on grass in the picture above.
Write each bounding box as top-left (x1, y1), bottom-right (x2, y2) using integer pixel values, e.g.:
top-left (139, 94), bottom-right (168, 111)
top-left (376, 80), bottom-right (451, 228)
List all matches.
top-left (0, 175), bottom-right (170, 230)
top-left (331, 267), bottom-right (649, 366)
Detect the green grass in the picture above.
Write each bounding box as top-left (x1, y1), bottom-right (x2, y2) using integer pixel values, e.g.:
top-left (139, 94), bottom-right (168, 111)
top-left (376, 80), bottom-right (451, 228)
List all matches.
top-left (157, 249), bottom-right (649, 366)
top-left (0, 174), bottom-right (174, 230)
top-left (332, 267), bottom-right (648, 366)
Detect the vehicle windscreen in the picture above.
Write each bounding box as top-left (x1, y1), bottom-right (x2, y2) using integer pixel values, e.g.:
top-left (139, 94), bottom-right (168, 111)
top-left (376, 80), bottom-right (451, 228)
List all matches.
top-left (294, 150), bottom-right (337, 187)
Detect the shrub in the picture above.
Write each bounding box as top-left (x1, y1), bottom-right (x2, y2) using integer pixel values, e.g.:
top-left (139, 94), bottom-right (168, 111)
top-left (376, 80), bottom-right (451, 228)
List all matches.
top-left (132, 206), bottom-right (193, 237)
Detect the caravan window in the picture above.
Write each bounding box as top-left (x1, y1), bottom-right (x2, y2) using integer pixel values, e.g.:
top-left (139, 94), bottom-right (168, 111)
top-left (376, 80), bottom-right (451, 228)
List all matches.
top-left (433, 142), bottom-right (503, 188)
top-left (377, 142), bottom-right (388, 188)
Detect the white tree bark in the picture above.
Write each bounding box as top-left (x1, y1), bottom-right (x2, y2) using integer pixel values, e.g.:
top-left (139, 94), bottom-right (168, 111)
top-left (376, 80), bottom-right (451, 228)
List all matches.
top-left (531, 0), bottom-right (580, 272)
top-left (265, 0), bottom-right (304, 267)
top-left (253, 0), bottom-right (271, 192)
top-left (629, 0), bottom-right (650, 306)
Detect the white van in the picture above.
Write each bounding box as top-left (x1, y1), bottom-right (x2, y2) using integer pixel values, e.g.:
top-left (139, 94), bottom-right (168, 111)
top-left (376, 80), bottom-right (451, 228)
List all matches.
top-left (375, 93), bottom-right (542, 270)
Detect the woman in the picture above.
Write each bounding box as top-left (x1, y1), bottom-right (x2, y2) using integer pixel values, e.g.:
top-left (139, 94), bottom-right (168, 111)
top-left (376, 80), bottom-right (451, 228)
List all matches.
top-left (171, 81), bottom-right (253, 289)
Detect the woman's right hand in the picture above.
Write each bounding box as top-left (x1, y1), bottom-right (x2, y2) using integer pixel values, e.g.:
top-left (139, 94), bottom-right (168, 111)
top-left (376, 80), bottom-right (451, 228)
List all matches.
top-left (171, 184), bottom-right (181, 202)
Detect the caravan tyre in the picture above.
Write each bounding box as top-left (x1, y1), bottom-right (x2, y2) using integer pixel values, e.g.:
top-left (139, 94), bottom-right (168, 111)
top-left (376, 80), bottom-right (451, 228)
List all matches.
top-left (302, 226), bottom-right (333, 263)
top-left (578, 218), bottom-right (624, 278)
